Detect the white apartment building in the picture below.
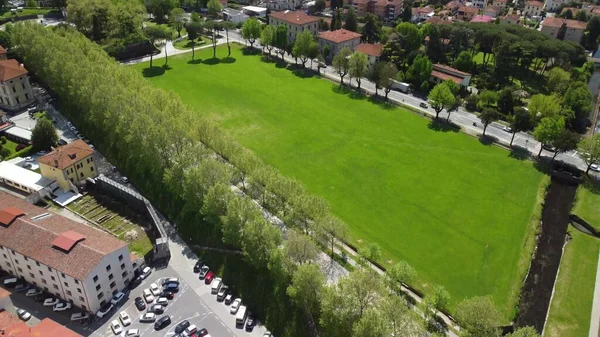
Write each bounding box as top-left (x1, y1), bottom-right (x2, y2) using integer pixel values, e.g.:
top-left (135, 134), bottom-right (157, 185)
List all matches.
top-left (0, 191), bottom-right (134, 313)
top-left (269, 10), bottom-right (320, 42)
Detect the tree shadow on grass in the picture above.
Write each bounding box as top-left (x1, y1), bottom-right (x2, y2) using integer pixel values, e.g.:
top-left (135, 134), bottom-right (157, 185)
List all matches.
top-left (202, 57), bottom-right (221, 65)
top-left (509, 145), bottom-right (530, 161)
top-left (368, 95), bottom-right (395, 110)
top-left (428, 119), bottom-right (460, 132)
top-left (141, 65), bottom-right (170, 78)
top-left (290, 66), bottom-right (315, 79)
top-left (478, 134), bottom-right (497, 145)
top-left (242, 47), bottom-right (259, 55)
top-left (220, 56), bottom-right (236, 64)
top-left (275, 60), bottom-right (287, 68)
top-left (187, 59), bottom-right (203, 65)
top-left (260, 55), bottom-right (277, 63)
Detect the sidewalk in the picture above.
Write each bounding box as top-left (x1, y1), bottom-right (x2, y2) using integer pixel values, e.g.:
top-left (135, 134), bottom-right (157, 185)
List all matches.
top-left (121, 37), bottom-right (226, 65)
top-left (590, 250), bottom-right (600, 337)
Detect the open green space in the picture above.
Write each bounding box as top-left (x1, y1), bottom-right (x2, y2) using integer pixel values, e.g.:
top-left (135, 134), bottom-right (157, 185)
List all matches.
top-left (0, 8), bottom-right (53, 19)
top-left (132, 45), bottom-right (544, 318)
top-left (545, 187), bottom-right (600, 337)
top-left (172, 36), bottom-right (210, 50)
top-left (1, 138), bottom-right (20, 156)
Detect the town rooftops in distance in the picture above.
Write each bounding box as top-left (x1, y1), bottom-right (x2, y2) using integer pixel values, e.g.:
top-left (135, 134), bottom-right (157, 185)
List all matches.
top-left (37, 139), bottom-right (95, 170)
top-left (269, 10), bottom-right (320, 25)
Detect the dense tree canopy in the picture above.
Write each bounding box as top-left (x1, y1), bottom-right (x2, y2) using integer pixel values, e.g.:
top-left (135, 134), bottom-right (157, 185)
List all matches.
top-left (32, 118), bottom-right (58, 152)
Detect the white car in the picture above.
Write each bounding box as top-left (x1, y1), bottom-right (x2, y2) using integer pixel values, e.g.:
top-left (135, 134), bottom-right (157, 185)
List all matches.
top-left (119, 311), bottom-right (132, 326)
top-left (263, 331), bottom-right (272, 337)
top-left (110, 319), bottom-right (123, 335)
top-left (16, 308), bottom-right (31, 321)
top-left (156, 297), bottom-right (168, 306)
top-left (25, 288), bottom-right (42, 297)
top-left (502, 125), bottom-right (512, 132)
top-left (591, 164), bottom-right (600, 172)
top-left (122, 328), bottom-right (140, 337)
top-left (43, 298), bottom-right (60, 307)
top-left (111, 291), bottom-right (125, 305)
top-left (140, 266), bottom-right (151, 279)
top-left (143, 289), bottom-right (154, 303)
top-left (149, 283), bottom-right (160, 296)
top-left (53, 302), bottom-right (72, 312)
top-left (71, 312), bottom-right (90, 321)
top-left (230, 298), bottom-right (242, 314)
top-left (139, 312), bottom-right (156, 323)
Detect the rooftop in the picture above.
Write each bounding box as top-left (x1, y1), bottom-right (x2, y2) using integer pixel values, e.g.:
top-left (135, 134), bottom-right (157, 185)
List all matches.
top-left (433, 63), bottom-right (471, 76)
top-left (0, 315), bottom-right (82, 337)
top-left (431, 70), bottom-right (463, 84)
top-left (470, 14), bottom-right (494, 22)
top-left (459, 5), bottom-right (479, 13)
top-left (318, 29), bottom-right (362, 43)
top-left (37, 139), bottom-right (95, 170)
top-left (0, 59), bottom-right (27, 82)
top-left (0, 44), bottom-right (7, 54)
top-left (269, 10), bottom-right (320, 25)
top-left (355, 43), bottom-right (383, 56)
top-left (0, 161), bottom-right (53, 192)
top-left (445, 1), bottom-right (460, 9)
top-left (0, 191), bottom-right (128, 280)
top-left (4, 126), bottom-right (31, 141)
top-left (542, 16), bottom-right (587, 29)
top-left (525, 0), bottom-right (544, 6)
top-left (500, 14), bottom-right (521, 21)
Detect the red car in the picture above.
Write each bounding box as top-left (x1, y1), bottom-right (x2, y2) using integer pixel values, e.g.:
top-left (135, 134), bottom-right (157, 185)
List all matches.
top-left (204, 271), bottom-right (214, 284)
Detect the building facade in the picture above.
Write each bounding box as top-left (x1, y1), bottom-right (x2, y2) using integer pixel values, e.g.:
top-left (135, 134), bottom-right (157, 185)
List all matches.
top-left (38, 139), bottom-right (98, 191)
top-left (457, 5), bottom-right (479, 21)
top-left (0, 59), bottom-right (35, 111)
top-left (355, 43), bottom-right (383, 69)
top-left (0, 193), bottom-right (134, 313)
top-left (318, 29), bottom-right (362, 59)
top-left (523, 0), bottom-right (544, 17)
top-left (353, 0), bottom-right (403, 21)
top-left (430, 64), bottom-right (472, 87)
top-left (541, 17), bottom-right (586, 42)
top-left (269, 11), bottom-right (320, 42)
top-left (266, 0), bottom-right (302, 11)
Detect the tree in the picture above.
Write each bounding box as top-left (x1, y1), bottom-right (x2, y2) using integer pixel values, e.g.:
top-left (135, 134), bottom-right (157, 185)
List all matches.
top-left (352, 308), bottom-right (390, 337)
top-left (349, 52), bottom-right (368, 90)
top-left (344, 7), bottom-right (358, 32)
top-left (191, 11), bottom-right (202, 22)
top-left (552, 129), bottom-right (579, 161)
top-left (204, 20), bottom-right (219, 58)
top-left (506, 327), bottom-right (540, 337)
top-left (477, 90), bottom-right (499, 110)
top-left (148, 0), bottom-right (177, 23)
top-left (585, 16), bottom-right (600, 50)
top-left (32, 118), bottom-right (58, 151)
top-left (287, 263), bottom-right (326, 317)
top-left (274, 25), bottom-right (288, 61)
top-left (220, 196), bottom-right (260, 247)
top-left (362, 14), bottom-right (381, 43)
top-left (241, 18), bottom-right (261, 48)
top-left (509, 107), bottom-right (531, 146)
top-left (578, 134), bottom-right (600, 173)
top-left (480, 108), bottom-right (500, 136)
top-left (201, 183), bottom-right (235, 225)
top-left (359, 242), bottom-right (381, 266)
top-left (379, 62), bottom-right (398, 100)
top-left (428, 82), bottom-right (455, 119)
top-left (284, 228), bottom-right (319, 265)
top-left (368, 62), bottom-right (384, 96)
top-left (455, 296), bottom-right (502, 337)
top-left (144, 25), bottom-right (169, 68)
top-left (292, 30), bottom-right (315, 68)
top-left (497, 87), bottom-right (516, 115)
top-left (563, 81), bottom-right (592, 129)
top-left (401, 4), bottom-right (411, 22)
top-left (333, 47), bottom-right (352, 86)
top-left (260, 24), bottom-right (275, 56)
top-left (314, 0), bottom-right (325, 12)
top-left (385, 260), bottom-right (416, 295)
top-left (241, 216), bottom-right (282, 268)
top-left (533, 117), bottom-right (565, 157)
top-left (424, 284), bottom-right (450, 313)
top-left (546, 67), bottom-right (570, 94)
top-left (319, 19), bottom-right (329, 31)
top-left (381, 295), bottom-right (425, 337)
top-left (186, 21), bottom-right (203, 60)
top-left (406, 54), bottom-right (432, 88)
top-left (528, 94), bottom-right (562, 121)
top-left (317, 215), bottom-right (348, 258)
top-left (169, 8), bottom-right (185, 37)
top-left (207, 0), bottom-right (222, 18)
top-left (221, 20), bottom-right (236, 57)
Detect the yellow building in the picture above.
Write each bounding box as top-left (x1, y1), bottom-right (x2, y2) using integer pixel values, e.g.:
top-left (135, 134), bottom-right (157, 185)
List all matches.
top-left (38, 140), bottom-right (98, 190)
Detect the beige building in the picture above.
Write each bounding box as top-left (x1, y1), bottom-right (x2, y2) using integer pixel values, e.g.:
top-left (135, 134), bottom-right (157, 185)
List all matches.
top-left (318, 29), bottom-right (362, 59)
top-left (355, 43), bottom-right (383, 69)
top-left (499, 14), bottom-right (521, 24)
top-left (38, 140), bottom-right (98, 191)
top-left (523, 0), bottom-right (544, 17)
top-left (268, 11), bottom-right (320, 42)
top-left (493, 0), bottom-right (508, 8)
top-left (352, 0), bottom-right (403, 21)
top-left (541, 17), bottom-right (586, 42)
top-left (0, 59), bottom-right (35, 111)
top-left (0, 192), bottom-right (134, 313)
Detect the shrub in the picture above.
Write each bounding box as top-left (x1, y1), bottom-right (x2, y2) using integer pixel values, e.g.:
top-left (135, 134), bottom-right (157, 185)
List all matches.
top-left (0, 136), bottom-right (6, 144)
top-left (15, 143), bottom-right (27, 151)
top-left (0, 147), bottom-right (9, 159)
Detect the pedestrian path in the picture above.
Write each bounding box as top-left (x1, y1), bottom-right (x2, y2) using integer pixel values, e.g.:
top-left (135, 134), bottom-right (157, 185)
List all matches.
top-left (589, 250), bottom-right (600, 337)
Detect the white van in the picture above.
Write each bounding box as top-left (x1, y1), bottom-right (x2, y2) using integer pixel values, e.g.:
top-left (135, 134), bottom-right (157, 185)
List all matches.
top-left (3, 277), bottom-right (18, 287)
top-left (235, 305), bottom-right (247, 325)
top-left (210, 278), bottom-right (222, 294)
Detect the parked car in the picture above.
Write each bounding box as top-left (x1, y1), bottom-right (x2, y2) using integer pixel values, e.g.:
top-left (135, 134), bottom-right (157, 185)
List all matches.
top-left (134, 297), bottom-right (146, 311)
top-left (16, 308), bottom-right (31, 321)
top-left (263, 331), bottom-right (272, 337)
top-left (198, 328), bottom-right (209, 337)
top-left (139, 313), bottom-right (156, 323)
top-left (119, 311), bottom-right (132, 326)
top-left (110, 319), bottom-right (123, 335)
top-left (245, 312), bottom-right (255, 331)
top-left (3, 277), bottom-right (18, 287)
top-left (156, 297), bottom-right (169, 306)
top-left (160, 290), bottom-right (174, 299)
top-left (224, 293), bottom-right (234, 305)
top-left (53, 302), bottom-right (72, 312)
top-left (121, 176), bottom-right (130, 184)
top-left (122, 329), bottom-right (140, 337)
top-left (143, 289), bottom-right (155, 303)
top-left (502, 125), bottom-right (512, 132)
top-left (230, 298), bottom-right (242, 314)
top-left (161, 277), bottom-right (179, 285)
top-left (420, 102), bottom-right (428, 109)
top-left (193, 260), bottom-right (204, 273)
top-left (198, 266), bottom-right (210, 279)
top-left (147, 304), bottom-right (165, 314)
top-left (163, 283), bottom-right (179, 292)
top-left (14, 283), bottom-right (31, 292)
top-left (184, 325), bottom-right (198, 336)
top-left (111, 291), bottom-right (125, 305)
top-left (154, 315), bottom-right (171, 330)
top-left (149, 283), bottom-right (160, 296)
top-left (71, 312), bottom-right (90, 321)
top-left (25, 288), bottom-right (42, 297)
top-left (211, 278), bottom-right (222, 294)
top-left (174, 320), bottom-right (190, 334)
top-left (204, 271), bottom-right (214, 284)
top-left (217, 285), bottom-right (229, 301)
top-left (140, 266), bottom-right (151, 279)
top-left (591, 164), bottom-right (600, 172)
top-left (96, 303), bottom-right (114, 318)
top-left (43, 298), bottom-right (60, 307)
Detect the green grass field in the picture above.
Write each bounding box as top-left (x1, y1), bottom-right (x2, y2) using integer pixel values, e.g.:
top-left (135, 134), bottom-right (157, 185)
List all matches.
top-left (545, 187), bottom-right (600, 337)
top-left (132, 45), bottom-right (544, 317)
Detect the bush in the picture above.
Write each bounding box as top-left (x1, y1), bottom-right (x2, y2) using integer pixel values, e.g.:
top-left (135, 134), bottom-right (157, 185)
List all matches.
top-left (0, 136), bottom-right (6, 144)
top-left (0, 147), bottom-right (9, 159)
top-left (5, 144), bottom-right (33, 160)
top-left (15, 143), bottom-right (27, 151)
top-left (465, 94), bottom-right (478, 112)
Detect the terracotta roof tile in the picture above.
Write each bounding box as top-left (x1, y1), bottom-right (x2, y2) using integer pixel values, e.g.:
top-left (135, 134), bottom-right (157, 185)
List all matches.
top-left (0, 191), bottom-right (127, 280)
top-left (431, 70), bottom-right (462, 84)
top-left (526, 0), bottom-right (544, 6)
top-left (37, 139), bottom-right (95, 170)
top-left (0, 311), bottom-right (23, 334)
top-left (542, 17), bottom-right (587, 29)
top-left (0, 59), bottom-right (27, 82)
top-left (459, 5), bottom-right (479, 13)
top-left (1, 316), bottom-right (82, 337)
top-left (0, 206), bottom-right (25, 226)
top-left (269, 11), bottom-right (320, 25)
top-left (318, 29), bottom-right (362, 43)
top-left (355, 43), bottom-right (383, 56)
top-left (433, 63), bottom-right (471, 76)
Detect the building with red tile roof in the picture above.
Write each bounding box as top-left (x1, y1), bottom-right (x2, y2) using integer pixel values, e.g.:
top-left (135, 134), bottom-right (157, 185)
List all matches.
top-left (355, 43), bottom-right (383, 68)
top-left (0, 313), bottom-right (82, 337)
top-left (457, 5), bottom-right (479, 21)
top-left (37, 139), bottom-right (98, 190)
top-left (524, 0), bottom-right (544, 17)
top-left (318, 29), bottom-right (362, 59)
top-left (492, 0), bottom-right (508, 8)
top-left (269, 11), bottom-right (320, 41)
top-left (499, 14), bottom-right (521, 24)
top-left (350, 0), bottom-right (403, 21)
top-left (0, 58), bottom-right (34, 111)
top-left (0, 191), bottom-right (133, 314)
top-left (541, 17), bottom-right (586, 42)
top-left (430, 64), bottom-right (472, 87)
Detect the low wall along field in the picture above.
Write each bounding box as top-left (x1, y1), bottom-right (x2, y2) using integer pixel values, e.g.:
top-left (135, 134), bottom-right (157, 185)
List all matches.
top-left (132, 45), bottom-right (545, 318)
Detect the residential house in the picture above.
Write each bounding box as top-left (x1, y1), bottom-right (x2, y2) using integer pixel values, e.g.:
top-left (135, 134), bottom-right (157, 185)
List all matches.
top-left (352, 0), bottom-right (403, 21)
top-left (242, 5), bottom-right (268, 17)
top-left (354, 43), bottom-right (383, 68)
top-left (411, 6), bottom-right (434, 22)
top-left (493, 0), bottom-right (508, 8)
top-left (38, 139), bottom-right (98, 191)
top-left (457, 5), bottom-right (479, 21)
top-left (523, 0), bottom-right (544, 17)
top-left (430, 64), bottom-right (472, 87)
top-left (0, 59), bottom-right (35, 111)
top-left (425, 16), bottom-right (454, 24)
top-left (483, 6), bottom-right (501, 17)
top-left (545, 0), bottom-right (566, 12)
top-left (223, 8), bottom-right (248, 24)
top-left (269, 10), bottom-right (320, 42)
top-left (318, 29), bottom-right (362, 59)
top-left (0, 191), bottom-right (134, 314)
top-left (560, 6), bottom-right (580, 17)
top-left (471, 0), bottom-right (486, 9)
top-left (445, 1), bottom-right (461, 15)
top-left (266, 0), bottom-right (302, 11)
top-left (470, 14), bottom-right (494, 22)
top-left (541, 16), bottom-right (586, 42)
top-left (499, 14), bottom-right (521, 24)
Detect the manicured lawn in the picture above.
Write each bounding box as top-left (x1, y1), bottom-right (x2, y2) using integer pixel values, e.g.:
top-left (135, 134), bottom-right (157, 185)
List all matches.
top-left (545, 187), bottom-right (600, 337)
top-left (132, 45), bottom-right (544, 318)
top-left (172, 36), bottom-right (211, 50)
top-left (1, 138), bottom-right (20, 156)
top-left (144, 21), bottom-right (186, 39)
top-left (0, 8), bottom-right (53, 19)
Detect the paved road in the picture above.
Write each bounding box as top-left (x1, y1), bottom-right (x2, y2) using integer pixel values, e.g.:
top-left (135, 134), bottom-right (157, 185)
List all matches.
top-left (590, 251), bottom-right (600, 337)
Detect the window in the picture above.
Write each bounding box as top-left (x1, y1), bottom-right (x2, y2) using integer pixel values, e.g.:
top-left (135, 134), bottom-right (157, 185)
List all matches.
top-left (77, 288), bottom-right (82, 293)
top-left (66, 290), bottom-right (72, 296)
top-left (110, 281), bottom-right (116, 289)
top-left (120, 263), bottom-right (125, 270)
top-left (96, 284), bottom-right (101, 291)
top-left (106, 265), bottom-right (111, 272)
top-left (51, 276), bottom-right (55, 281)
top-left (97, 293), bottom-right (103, 300)
top-left (4, 262), bottom-right (9, 267)
top-left (47, 266), bottom-right (51, 272)
top-left (24, 93), bottom-right (28, 100)
top-left (79, 296), bottom-right (85, 302)
top-left (27, 265), bottom-right (31, 270)
top-left (108, 273), bottom-right (114, 280)
top-left (81, 304), bottom-right (87, 310)
top-left (61, 273), bottom-right (65, 278)
top-left (29, 272), bottom-right (34, 278)
top-left (118, 254), bottom-right (123, 261)
top-left (80, 172), bottom-right (84, 178)
top-left (17, 267), bottom-right (22, 272)
top-left (12, 86), bottom-right (15, 93)
top-left (93, 275), bottom-right (98, 282)
top-left (44, 286), bottom-right (48, 291)
top-left (36, 262), bottom-right (40, 267)
top-left (121, 271), bottom-right (127, 278)
top-left (14, 259), bottom-right (18, 264)
top-left (2, 254), bottom-right (6, 259)
top-left (64, 282), bottom-right (68, 287)
top-left (91, 166), bottom-right (94, 172)
top-left (24, 256), bottom-right (28, 261)
top-left (39, 270), bottom-right (43, 276)
top-left (53, 284), bottom-right (58, 290)
top-left (42, 279), bottom-right (47, 284)
top-left (74, 279), bottom-right (79, 284)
